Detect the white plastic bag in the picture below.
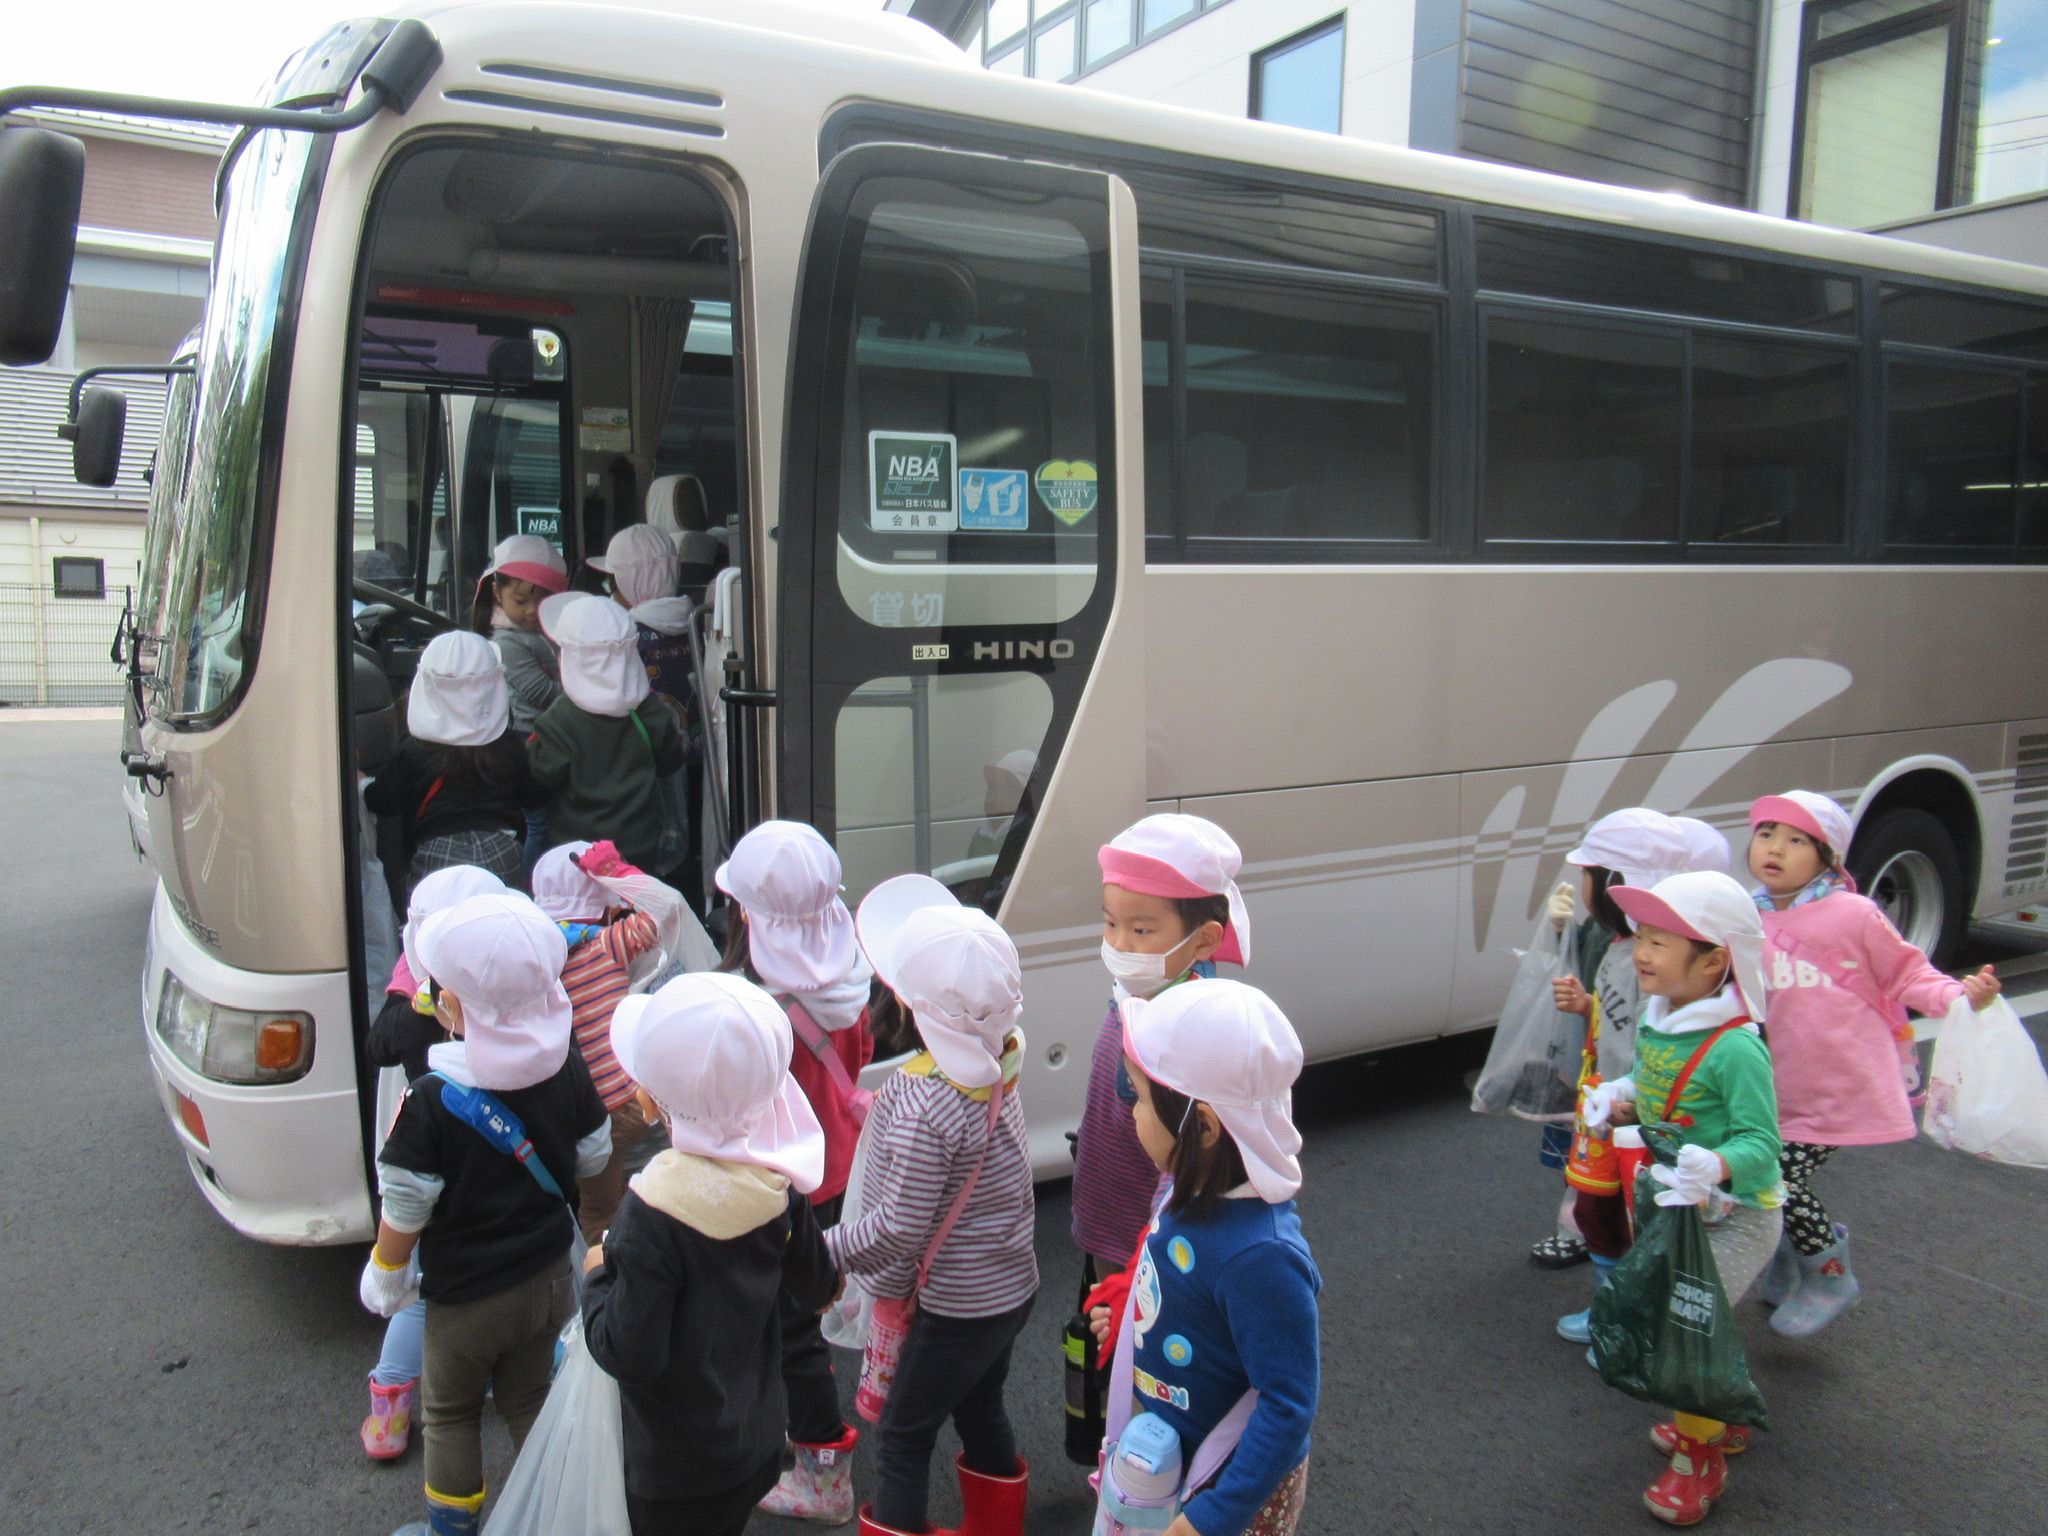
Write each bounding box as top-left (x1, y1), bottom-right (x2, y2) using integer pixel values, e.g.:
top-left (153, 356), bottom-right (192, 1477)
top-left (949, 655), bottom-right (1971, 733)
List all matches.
top-left (481, 1315), bottom-right (631, 1536)
top-left (1470, 914), bottom-right (1581, 1122)
top-left (1923, 995), bottom-right (2048, 1168)
top-left (820, 1118), bottom-right (877, 1351)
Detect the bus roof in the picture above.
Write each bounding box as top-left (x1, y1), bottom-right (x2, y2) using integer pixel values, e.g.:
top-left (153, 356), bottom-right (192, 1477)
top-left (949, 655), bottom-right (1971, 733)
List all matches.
top-left (394, 0), bottom-right (2048, 301)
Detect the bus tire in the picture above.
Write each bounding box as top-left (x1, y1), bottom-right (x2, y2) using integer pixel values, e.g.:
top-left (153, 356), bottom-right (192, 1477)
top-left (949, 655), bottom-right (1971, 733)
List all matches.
top-left (1848, 807), bottom-right (1967, 968)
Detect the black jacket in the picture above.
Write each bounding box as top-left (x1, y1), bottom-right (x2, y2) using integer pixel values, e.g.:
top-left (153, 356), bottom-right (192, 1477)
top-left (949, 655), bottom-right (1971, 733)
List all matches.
top-left (365, 989), bottom-right (444, 1082)
top-left (363, 731), bottom-right (549, 860)
top-left (582, 1172), bottom-right (837, 1500)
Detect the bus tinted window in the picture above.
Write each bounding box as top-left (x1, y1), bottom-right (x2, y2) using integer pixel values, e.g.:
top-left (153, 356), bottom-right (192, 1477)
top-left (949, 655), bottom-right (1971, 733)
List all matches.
top-left (1475, 219), bottom-right (1857, 331)
top-left (1691, 337), bottom-right (1852, 545)
top-left (1178, 277), bottom-right (1434, 545)
top-left (1128, 167), bottom-right (1440, 284)
top-left (1142, 269), bottom-right (1174, 544)
top-left (1887, 363), bottom-right (2022, 546)
top-left (1484, 317), bottom-right (1682, 545)
top-left (1880, 285), bottom-right (2048, 360)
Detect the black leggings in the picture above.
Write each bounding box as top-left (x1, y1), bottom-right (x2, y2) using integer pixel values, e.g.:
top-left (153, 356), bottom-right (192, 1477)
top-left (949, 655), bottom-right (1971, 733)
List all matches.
top-left (1780, 1142), bottom-right (1838, 1256)
top-left (627, 1449), bottom-right (783, 1536)
top-left (783, 1195), bottom-right (846, 1444)
top-left (872, 1294), bottom-right (1036, 1533)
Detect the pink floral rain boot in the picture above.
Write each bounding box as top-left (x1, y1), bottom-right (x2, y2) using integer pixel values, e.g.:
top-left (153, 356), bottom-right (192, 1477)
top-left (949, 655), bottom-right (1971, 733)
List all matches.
top-left (759, 1424), bottom-right (860, 1524)
top-left (360, 1374), bottom-right (417, 1460)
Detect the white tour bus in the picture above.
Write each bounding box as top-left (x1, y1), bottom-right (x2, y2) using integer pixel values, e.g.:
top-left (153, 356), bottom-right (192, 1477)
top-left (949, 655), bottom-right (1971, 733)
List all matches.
top-left (5, 0), bottom-right (2047, 1245)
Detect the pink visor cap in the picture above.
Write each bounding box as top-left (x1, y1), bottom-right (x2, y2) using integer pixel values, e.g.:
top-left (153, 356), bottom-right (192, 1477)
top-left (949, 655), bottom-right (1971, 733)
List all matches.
top-left (1608, 871), bottom-right (1768, 1020)
top-left (1750, 791), bottom-right (1854, 858)
top-left (1098, 812), bottom-right (1251, 967)
top-left (484, 533), bottom-right (569, 595)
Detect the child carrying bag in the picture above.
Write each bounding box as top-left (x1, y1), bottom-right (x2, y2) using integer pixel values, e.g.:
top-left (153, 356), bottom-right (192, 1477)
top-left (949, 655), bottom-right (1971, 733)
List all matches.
top-left (1923, 994), bottom-right (2048, 1167)
top-left (1587, 1125), bottom-right (1770, 1430)
top-left (855, 1081), bottom-right (1006, 1423)
top-left (426, 1075), bottom-right (565, 1198)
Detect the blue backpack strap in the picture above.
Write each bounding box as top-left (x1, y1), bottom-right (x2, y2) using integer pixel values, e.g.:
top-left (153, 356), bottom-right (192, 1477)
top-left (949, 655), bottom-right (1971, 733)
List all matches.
top-left (431, 1075), bottom-right (567, 1199)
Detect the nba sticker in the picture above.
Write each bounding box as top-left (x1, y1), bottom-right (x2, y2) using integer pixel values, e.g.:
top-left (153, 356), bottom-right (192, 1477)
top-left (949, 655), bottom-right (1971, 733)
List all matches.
top-left (959, 467), bottom-right (1030, 531)
top-left (1034, 460), bottom-right (1098, 525)
top-left (870, 431), bottom-right (958, 532)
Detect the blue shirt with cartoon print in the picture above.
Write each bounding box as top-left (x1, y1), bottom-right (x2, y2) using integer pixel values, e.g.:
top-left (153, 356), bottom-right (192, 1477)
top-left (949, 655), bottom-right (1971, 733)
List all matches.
top-left (1127, 1194), bottom-right (1321, 1536)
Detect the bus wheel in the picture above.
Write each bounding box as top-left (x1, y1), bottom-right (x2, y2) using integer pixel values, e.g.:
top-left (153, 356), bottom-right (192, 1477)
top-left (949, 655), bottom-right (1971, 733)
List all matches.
top-left (1849, 808), bottom-right (1967, 968)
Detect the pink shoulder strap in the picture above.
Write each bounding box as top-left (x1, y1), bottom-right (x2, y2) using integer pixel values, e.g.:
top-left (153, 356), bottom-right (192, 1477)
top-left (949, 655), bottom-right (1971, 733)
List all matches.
top-left (1768, 924), bottom-right (1909, 1027)
top-left (916, 1083), bottom-right (1004, 1292)
top-left (781, 998), bottom-right (871, 1125)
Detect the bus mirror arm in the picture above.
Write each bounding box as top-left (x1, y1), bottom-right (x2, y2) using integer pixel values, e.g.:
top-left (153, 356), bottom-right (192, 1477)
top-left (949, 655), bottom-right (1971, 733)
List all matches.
top-left (123, 752), bottom-right (173, 789)
top-left (0, 19), bottom-right (442, 136)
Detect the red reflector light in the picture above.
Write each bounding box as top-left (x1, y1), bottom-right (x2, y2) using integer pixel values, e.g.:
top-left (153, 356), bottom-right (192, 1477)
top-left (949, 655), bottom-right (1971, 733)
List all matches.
top-left (256, 1018), bottom-right (305, 1070)
top-left (173, 1089), bottom-right (209, 1148)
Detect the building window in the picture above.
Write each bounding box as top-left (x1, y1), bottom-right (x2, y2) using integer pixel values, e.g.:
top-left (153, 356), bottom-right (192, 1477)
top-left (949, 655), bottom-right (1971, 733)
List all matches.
top-left (52, 556), bottom-right (106, 600)
top-left (1085, 0), bottom-right (1134, 65)
top-left (1144, 0), bottom-right (1198, 34)
top-left (1251, 17), bottom-right (1345, 135)
top-left (1034, 7), bottom-right (1079, 78)
top-left (1787, 0), bottom-right (2048, 227)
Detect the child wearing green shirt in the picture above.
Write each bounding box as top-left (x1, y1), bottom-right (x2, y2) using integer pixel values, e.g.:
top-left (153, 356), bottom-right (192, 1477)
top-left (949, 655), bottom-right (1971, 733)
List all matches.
top-left (1580, 871), bottom-right (1784, 1528)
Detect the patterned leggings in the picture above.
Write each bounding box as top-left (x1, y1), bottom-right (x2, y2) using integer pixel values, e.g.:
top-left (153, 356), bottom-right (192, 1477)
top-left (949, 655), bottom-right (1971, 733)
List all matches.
top-left (1780, 1142), bottom-right (1838, 1255)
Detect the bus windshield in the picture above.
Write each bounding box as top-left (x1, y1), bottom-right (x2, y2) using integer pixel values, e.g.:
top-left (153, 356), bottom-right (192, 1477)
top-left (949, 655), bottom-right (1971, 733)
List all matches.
top-left (151, 129), bottom-right (317, 723)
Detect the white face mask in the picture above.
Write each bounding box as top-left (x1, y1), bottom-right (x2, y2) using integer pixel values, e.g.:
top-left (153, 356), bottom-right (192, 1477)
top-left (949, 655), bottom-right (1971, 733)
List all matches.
top-left (1101, 928), bottom-right (1200, 999)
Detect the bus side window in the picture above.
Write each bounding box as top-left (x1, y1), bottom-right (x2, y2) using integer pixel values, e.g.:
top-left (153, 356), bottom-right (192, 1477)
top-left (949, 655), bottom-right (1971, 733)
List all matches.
top-left (1887, 363), bottom-right (2023, 549)
top-left (1483, 315), bottom-right (1683, 547)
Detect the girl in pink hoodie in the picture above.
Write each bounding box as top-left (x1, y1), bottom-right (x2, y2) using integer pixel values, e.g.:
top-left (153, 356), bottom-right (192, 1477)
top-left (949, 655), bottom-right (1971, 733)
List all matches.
top-left (1747, 790), bottom-right (2000, 1336)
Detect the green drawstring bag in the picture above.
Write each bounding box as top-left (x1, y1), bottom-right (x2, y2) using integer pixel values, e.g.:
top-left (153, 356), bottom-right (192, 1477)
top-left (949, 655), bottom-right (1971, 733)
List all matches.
top-left (1588, 1126), bottom-right (1771, 1430)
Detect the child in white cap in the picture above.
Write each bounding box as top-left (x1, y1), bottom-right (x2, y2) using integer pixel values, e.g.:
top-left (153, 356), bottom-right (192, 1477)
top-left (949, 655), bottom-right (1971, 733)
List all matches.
top-left (1075, 814), bottom-right (1250, 1277)
top-left (835, 875), bottom-right (1037, 1536)
top-left (527, 593), bottom-right (688, 881)
top-left (1087, 977), bottom-right (1321, 1536)
top-left (363, 631), bottom-right (546, 889)
top-left (1583, 871), bottom-right (1784, 1524)
top-left (361, 893), bottom-right (612, 1536)
top-left (713, 820), bottom-right (875, 1523)
top-left (357, 865), bottom-right (508, 1462)
top-left (530, 840), bottom-right (669, 1246)
top-left (1744, 790), bottom-right (1999, 1337)
top-left (581, 972), bottom-right (839, 1536)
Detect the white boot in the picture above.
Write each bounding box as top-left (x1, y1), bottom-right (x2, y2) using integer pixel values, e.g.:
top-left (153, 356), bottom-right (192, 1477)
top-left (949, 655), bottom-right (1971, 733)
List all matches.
top-left (759, 1426), bottom-right (859, 1525)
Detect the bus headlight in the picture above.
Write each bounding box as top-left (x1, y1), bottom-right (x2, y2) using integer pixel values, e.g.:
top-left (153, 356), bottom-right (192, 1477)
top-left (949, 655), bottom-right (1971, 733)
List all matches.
top-left (154, 976), bottom-right (314, 1085)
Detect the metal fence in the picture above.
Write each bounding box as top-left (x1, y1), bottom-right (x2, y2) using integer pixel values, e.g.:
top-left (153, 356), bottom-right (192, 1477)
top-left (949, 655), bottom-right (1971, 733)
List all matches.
top-left (0, 581), bottom-right (129, 707)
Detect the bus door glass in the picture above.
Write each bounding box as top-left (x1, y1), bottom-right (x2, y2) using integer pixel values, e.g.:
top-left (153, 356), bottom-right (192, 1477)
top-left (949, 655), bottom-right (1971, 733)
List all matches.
top-left (781, 145), bottom-right (1122, 909)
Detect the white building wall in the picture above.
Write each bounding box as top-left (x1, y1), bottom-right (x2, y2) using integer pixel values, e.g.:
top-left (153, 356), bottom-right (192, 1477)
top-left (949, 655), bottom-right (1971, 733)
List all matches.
top-left (1753, 0), bottom-right (1805, 220)
top-left (1077, 1), bottom-right (1417, 146)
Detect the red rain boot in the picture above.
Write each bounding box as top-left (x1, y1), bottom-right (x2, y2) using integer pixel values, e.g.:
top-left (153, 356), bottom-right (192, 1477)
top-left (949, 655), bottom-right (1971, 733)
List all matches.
top-left (955, 1452), bottom-right (1027, 1536)
top-left (857, 1506), bottom-right (955, 1536)
top-left (1651, 1420), bottom-right (1748, 1457)
top-left (1644, 1429), bottom-right (1728, 1525)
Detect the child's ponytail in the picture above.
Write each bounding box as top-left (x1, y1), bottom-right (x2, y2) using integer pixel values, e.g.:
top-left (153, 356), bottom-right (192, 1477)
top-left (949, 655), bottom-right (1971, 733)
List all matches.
top-left (1146, 1078), bottom-right (1250, 1222)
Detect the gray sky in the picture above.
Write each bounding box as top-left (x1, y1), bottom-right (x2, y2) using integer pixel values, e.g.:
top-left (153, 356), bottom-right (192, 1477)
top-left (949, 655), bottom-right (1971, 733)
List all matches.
top-left (10, 1), bottom-right (890, 104)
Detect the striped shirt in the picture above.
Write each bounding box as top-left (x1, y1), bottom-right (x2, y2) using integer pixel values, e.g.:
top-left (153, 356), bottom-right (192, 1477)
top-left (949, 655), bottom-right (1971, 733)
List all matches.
top-left (563, 913), bottom-right (658, 1110)
top-left (825, 1041), bottom-right (1038, 1319)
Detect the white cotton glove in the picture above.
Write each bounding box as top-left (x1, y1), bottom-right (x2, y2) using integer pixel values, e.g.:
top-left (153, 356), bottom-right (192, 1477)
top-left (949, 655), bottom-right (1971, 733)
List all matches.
top-left (1547, 881), bottom-right (1577, 934)
top-left (1649, 1143), bottom-right (1724, 1208)
top-left (1582, 1076), bottom-right (1633, 1135)
top-left (359, 1250), bottom-right (421, 1318)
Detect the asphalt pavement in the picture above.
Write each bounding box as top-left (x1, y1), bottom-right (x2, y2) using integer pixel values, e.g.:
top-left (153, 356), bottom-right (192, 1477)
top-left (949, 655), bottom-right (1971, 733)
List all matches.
top-left (6, 716), bottom-right (2047, 1535)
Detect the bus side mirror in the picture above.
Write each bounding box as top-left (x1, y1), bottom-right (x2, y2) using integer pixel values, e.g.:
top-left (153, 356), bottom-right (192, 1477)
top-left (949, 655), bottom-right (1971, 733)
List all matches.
top-left (0, 126), bottom-right (86, 367)
top-left (62, 385), bottom-right (127, 486)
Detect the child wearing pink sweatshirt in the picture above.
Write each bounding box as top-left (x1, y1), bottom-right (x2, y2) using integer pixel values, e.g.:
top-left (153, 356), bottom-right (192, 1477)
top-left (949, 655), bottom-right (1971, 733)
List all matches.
top-left (1747, 790), bottom-right (2001, 1336)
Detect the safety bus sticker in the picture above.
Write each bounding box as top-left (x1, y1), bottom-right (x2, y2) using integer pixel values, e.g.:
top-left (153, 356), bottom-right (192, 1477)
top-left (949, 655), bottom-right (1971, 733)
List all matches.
top-left (1035, 460), bottom-right (1098, 524)
top-left (870, 431), bottom-right (958, 531)
top-left (959, 467), bottom-right (1030, 531)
